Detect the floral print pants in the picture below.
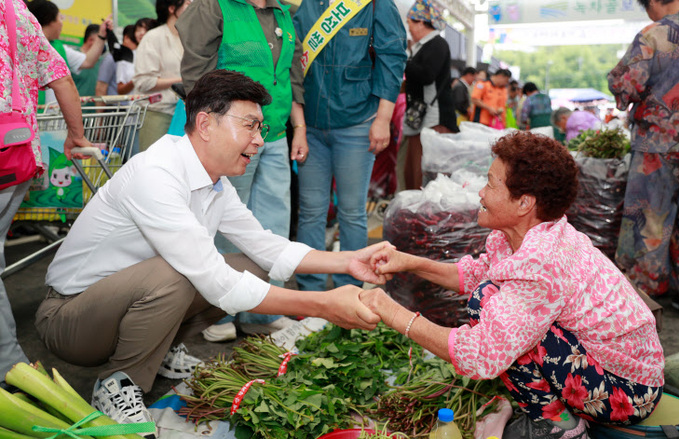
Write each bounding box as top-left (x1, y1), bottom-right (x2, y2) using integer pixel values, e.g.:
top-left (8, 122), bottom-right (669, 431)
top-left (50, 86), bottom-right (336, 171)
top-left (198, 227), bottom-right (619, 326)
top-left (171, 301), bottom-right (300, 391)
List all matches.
top-left (615, 150), bottom-right (679, 296)
top-left (468, 280), bottom-right (662, 425)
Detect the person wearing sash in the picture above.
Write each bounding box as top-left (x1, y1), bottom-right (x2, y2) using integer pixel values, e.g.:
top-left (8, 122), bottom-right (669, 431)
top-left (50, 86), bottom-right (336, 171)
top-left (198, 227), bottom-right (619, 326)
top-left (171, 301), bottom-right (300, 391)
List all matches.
top-left (176, 0), bottom-right (309, 338)
top-left (1, 0), bottom-right (91, 389)
top-left (292, 0), bottom-right (407, 293)
top-left (26, 0), bottom-right (112, 106)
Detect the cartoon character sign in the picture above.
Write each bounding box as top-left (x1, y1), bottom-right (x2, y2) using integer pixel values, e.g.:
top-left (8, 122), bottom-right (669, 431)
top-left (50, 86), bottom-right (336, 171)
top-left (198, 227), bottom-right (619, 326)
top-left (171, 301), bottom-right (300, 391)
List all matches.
top-left (48, 150), bottom-right (77, 201)
top-left (20, 130), bottom-right (84, 209)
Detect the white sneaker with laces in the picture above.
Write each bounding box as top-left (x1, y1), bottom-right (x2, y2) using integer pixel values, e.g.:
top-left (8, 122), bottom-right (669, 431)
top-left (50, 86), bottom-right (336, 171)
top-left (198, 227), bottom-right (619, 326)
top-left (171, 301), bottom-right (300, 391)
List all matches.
top-left (91, 371), bottom-right (156, 438)
top-left (157, 343), bottom-right (203, 379)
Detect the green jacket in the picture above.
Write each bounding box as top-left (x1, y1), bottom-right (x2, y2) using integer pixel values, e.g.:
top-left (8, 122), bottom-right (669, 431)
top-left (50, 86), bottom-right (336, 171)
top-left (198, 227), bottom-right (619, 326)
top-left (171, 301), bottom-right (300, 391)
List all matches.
top-left (216, 0), bottom-right (296, 141)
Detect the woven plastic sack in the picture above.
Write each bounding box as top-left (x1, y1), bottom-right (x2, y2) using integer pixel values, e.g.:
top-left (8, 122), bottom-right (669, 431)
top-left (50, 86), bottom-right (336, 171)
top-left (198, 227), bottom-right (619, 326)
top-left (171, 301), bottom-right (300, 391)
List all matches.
top-left (382, 173), bottom-right (489, 327)
top-left (566, 153), bottom-right (630, 260)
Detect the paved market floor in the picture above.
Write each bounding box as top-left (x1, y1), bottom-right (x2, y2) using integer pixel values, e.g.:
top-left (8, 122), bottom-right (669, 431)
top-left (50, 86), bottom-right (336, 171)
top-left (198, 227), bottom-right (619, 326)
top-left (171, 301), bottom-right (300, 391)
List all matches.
top-left (5, 233), bottom-right (679, 407)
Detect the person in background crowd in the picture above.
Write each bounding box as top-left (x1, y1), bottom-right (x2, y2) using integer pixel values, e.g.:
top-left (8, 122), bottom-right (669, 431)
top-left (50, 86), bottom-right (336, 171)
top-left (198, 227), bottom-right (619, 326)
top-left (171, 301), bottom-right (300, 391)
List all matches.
top-left (134, 0), bottom-right (188, 151)
top-left (26, 0), bottom-right (112, 105)
top-left (470, 68), bottom-right (512, 129)
top-left (35, 70), bottom-right (391, 427)
top-left (292, 0), bottom-right (407, 293)
top-left (71, 24), bottom-right (104, 98)
top-left (551, 107), bottom-right (601, 144)
top-left (96, 18), bottom-right (155, 99)
top-left (1, 0), bottom-right (91, 388)
top-left (520, 82), bottom-right (552, 130)
top-left (402, 0), bottom-right (457, 190)
top-left (115, 25), bottom-right (139, 95)
top-left (476, 69), bottom-right (488, 82)
top-left (608, 0), bottom-right (679, 309)
top-left (361, 132), bottom-right (663, 439)
top-left (176, 0), bottom-right (309, 339)
top-left (505, 79), bottom-right (520, 129)
top-left (451, 66), bottom-right (476, 125)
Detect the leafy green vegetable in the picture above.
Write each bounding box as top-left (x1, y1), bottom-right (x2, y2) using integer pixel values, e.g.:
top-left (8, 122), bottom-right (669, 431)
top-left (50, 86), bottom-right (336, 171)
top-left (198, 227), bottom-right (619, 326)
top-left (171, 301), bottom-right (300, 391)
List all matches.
top-left (568, 127), bottom-right (630, 159)
top-left (180, 323), bottom-right (510, 439)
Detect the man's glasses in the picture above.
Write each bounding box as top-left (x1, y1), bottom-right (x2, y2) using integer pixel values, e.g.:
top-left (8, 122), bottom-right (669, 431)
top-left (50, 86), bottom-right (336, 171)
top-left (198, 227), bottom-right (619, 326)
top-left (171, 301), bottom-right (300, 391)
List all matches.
top-left (222, 114), bottom-right (270, 140)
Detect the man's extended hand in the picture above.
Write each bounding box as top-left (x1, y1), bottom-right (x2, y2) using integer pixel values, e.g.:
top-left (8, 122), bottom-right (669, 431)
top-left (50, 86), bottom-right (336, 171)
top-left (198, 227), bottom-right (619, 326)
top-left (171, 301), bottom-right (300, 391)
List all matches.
top-left (347, 241), bottom-right (396, 284)
top-left (324, 285), bottom-right (381, 330)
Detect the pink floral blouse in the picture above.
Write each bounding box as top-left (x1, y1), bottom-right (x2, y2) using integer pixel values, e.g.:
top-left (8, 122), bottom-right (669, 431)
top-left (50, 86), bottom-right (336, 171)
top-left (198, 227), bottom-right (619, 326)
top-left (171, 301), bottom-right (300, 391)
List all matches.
top-left (0, 0), bottom-right (69, 169)
top-left (449, 216), bottom-right (664, 388)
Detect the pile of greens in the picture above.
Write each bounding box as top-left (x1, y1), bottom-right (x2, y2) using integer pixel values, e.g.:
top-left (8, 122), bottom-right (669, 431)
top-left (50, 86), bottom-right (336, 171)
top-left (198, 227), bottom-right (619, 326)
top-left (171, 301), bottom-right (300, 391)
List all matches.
top-left (180, 323), bottom-right (509, 439)
top-left (568, 127), bottom-right (631, 159)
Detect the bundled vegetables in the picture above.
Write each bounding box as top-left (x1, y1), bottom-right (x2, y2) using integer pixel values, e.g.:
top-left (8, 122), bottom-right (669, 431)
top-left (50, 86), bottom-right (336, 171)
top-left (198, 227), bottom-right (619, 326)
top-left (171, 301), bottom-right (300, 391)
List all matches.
top-left (180, 323), bottom-right (511, 439)
top-left (0, 362), bottom-right (154, 439)
top-left (568, 127), bottom-right (630, 159)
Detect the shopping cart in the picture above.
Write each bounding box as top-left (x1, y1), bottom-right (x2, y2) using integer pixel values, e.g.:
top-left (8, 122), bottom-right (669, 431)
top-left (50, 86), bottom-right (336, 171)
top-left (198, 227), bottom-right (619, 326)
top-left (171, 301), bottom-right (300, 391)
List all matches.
top-left (3, 93), bottom-right (160, 278)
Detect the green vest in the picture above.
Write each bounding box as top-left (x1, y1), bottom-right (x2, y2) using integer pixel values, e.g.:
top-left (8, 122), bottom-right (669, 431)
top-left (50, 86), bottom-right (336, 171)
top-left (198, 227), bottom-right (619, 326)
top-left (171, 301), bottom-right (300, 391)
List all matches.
top-left (216, 0), bottom-right (295, 141)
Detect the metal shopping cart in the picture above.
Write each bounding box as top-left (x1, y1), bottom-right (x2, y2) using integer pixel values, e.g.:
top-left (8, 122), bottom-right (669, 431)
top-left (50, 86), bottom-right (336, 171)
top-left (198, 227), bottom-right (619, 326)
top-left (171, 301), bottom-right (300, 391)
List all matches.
top-left (3, 93), bottom-right (160, 278)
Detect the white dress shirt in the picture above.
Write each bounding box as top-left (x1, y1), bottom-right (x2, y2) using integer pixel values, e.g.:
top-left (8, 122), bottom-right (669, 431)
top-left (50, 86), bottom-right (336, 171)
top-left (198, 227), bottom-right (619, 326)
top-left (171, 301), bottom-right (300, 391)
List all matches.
top-left (46, 135), bottom-right (312, 315)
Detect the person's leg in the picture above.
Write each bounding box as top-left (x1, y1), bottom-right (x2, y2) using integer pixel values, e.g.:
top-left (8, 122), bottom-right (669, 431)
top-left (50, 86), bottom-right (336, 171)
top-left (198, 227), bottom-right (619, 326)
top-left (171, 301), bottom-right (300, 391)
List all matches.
top-left (616, 151), bottom-right (679, 296)
top-left (248, 137), bottom-right (291, 242)
top-left (0, 181), bottom-right (31, 384)
top-left (404, 134), bottom-right (423, 190)
top-left (138, 110), bottom-right (173, 152)
top-left (296, 126), bottom-right (333, 291)
top-left (35, 256), bottom-right (201, 392)
top-left (329, 121), bottom-right (375, 288)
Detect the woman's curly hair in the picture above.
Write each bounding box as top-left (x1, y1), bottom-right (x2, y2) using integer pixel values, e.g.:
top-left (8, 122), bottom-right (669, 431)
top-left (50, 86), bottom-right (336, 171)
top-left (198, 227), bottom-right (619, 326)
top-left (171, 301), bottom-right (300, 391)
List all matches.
top-left (491, 132), bottom-right (579, 222)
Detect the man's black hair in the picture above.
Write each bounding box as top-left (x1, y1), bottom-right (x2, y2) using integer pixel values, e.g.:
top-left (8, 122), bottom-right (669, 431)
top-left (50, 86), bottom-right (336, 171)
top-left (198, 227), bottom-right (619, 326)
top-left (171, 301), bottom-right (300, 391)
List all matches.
top-left (462, 67), bottom-right (477, 76)
top-left (185, 70), bottom-right (272, 134)
top-left (84, 24), bottom-right (100, 42)
top-left (522, 82), bottom-right (539, 94)
top-left (26, 0), bottom-right (60, 26)
top-left (494, 68), bottom-right (512, 78)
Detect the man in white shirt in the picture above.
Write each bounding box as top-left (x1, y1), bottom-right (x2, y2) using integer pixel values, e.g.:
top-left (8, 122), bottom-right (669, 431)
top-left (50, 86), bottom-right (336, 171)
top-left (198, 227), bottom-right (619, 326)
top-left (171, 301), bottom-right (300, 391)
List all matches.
top-left (36, 70), bottom-right (389, 429)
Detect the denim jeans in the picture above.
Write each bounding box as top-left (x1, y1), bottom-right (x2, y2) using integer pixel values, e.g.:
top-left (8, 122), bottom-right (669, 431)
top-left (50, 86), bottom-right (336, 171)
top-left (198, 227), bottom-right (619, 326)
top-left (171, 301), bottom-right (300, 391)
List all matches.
top-left (215, 136), bottom-right (291, 325)
top-left (296, 121), bottom-right (375, 291)
top-left (0, 180), bottom-right (31, 383)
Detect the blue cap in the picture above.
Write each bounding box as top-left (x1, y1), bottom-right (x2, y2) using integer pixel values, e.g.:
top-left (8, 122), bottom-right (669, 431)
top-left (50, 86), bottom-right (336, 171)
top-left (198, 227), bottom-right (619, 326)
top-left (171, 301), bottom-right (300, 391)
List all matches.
top-left (438, 408), bottom-right (454, 422)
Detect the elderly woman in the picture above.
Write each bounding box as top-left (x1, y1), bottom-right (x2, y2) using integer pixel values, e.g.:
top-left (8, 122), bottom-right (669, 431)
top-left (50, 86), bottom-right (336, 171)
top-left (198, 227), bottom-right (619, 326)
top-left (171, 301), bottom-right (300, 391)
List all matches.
top-left (361, 132), bottom-right (664, 438)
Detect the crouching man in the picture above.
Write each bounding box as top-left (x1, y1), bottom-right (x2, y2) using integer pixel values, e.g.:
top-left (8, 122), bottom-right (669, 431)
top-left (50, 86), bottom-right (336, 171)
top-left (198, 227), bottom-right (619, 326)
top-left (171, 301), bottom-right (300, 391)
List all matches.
top-left (36, 69), bottom-right (388, 428)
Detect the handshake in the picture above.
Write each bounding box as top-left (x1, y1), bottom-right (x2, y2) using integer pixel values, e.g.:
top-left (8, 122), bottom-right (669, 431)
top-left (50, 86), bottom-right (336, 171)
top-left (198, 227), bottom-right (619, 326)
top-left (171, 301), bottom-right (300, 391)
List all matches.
top-left (319, 241), bottom-right (415, 331)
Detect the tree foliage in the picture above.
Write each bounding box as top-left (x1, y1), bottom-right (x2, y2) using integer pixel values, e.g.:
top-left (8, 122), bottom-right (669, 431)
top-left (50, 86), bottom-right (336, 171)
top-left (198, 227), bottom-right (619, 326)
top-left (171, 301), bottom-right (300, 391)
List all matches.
top-left (495, 45), bottom-right (626, 92)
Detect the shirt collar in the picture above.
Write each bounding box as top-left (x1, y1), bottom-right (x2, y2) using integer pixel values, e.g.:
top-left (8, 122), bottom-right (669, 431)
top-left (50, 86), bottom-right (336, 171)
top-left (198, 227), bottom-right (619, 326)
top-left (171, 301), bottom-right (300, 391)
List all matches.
top-left (177, 135), bottom-right (215, 191)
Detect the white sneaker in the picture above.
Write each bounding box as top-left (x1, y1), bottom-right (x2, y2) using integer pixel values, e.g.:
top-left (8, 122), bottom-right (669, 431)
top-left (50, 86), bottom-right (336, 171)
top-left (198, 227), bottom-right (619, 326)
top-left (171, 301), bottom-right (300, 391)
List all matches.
top-left (157, 343), bottom-right (203, 379)
top-left (202, 321), bottom-right (237, 342)
top-left (92, 371), bottom-right (156, 438)
top-left (238, 316), bottom-right (297, 335)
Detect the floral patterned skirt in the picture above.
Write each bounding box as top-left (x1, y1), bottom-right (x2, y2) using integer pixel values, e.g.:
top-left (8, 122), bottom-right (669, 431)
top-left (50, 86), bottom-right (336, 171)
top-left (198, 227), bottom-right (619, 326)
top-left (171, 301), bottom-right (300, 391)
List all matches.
top-left (468, 280), bottom-right (662, 425)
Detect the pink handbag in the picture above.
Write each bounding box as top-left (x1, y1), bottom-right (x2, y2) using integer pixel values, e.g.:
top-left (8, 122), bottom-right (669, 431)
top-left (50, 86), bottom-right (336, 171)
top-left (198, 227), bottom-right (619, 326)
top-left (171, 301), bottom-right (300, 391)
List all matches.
top-left (0, 0), bottom-right (37, 190)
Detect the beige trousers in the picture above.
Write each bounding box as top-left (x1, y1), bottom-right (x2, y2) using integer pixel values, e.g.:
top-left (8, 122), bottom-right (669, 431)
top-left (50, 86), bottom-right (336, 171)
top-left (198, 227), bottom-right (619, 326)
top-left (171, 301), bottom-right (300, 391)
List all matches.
top-left (35, 254), bottom-right (268, 392)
